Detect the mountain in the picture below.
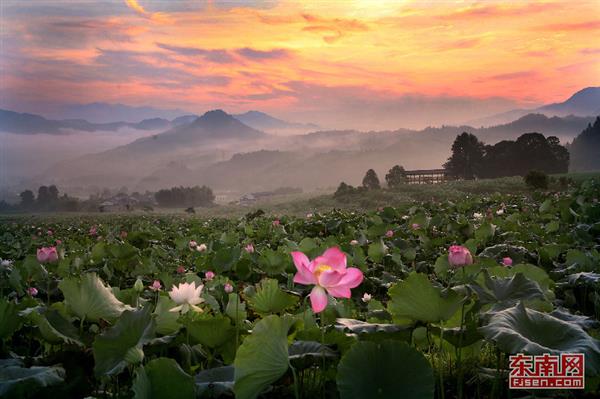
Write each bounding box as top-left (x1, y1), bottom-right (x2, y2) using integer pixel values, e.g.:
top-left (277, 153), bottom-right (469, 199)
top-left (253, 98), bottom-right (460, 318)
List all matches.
top-left (38, 110), bottom-right (267, 188)
top-left (569, 117), bottom-right (600, 171)
top-left (233, 110), bottom-right (319, 132)
top-left (539, 87), bottom-right (600, 116)
top-left (0, 109), bottom-right (186, 135)
top-left (49, 102), bottom-right (191, 123)
top-left (471, 87), bottom-right (600, 126)
top-left (172, 115), bottom-right (199, 127)
top-left (31, 112), bottom-right (590, 193)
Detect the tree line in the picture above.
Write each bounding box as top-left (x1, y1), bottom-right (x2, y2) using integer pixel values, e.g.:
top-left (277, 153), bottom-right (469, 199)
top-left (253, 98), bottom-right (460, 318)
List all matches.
top-left (154, 185), bottom-right (215, 208)
top-left (444, 132), bottom-right (569, 179)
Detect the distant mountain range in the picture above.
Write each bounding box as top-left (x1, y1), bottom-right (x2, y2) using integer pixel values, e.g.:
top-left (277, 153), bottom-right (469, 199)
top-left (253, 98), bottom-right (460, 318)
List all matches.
top-left (233, 111), bottom-right (320, 132)
top-left (0, 109), bottom-right (172, 134)
top-left (0, 108), bottom-right (318, 135)
top-left (47, 102), bottom-right (191, 123)
top-left (34, 109), bottom-right (595, 193)
top-left (471, 87), bottom-right (600, 126)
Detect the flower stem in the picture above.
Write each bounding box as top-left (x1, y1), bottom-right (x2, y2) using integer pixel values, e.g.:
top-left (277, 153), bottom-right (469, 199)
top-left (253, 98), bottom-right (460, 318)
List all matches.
top-left (290, 364), bottom-right (300, 399)
top-left (439, 320), bottom-right (445, 399)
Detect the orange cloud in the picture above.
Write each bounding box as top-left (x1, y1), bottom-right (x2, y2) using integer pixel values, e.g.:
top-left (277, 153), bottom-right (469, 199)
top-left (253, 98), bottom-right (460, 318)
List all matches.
top-left (123, 0), bottom-right (172, 23)
top-left (301, 14), bottom-right (369, 43)
top-left (537, 20), bottom-right (600, 31)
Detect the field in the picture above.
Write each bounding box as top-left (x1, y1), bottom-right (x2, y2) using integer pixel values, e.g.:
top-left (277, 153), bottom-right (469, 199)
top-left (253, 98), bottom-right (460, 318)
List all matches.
top-left (1, 176), bottom-right (600, 398)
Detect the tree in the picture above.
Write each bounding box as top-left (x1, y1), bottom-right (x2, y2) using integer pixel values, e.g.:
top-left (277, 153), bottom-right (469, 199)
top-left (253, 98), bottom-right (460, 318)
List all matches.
top-left (48, 185), bottom-right (59, 202)
top-left (362, 169), bottom-right (381, 190)
top-left (334, 182), bottom-right (355, 198)
top-left (524, 170), bottom-right (549, 190)
top-left (385, 165), bottom-right (407, 188)
top-left (569, 117), bottom-right (600, 172)
top-left (37, 186), bottom-right (50, 205)
top-left (19, 190), bottom-right (35, 209)
top-left (154, 185), bottom-right (215, 208)
top-left (444, 132), bottom-right (485, 180)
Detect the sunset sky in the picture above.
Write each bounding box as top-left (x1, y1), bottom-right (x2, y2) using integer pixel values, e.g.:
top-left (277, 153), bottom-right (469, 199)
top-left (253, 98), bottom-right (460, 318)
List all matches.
top-left (1, 0), bottom-right (598, 129)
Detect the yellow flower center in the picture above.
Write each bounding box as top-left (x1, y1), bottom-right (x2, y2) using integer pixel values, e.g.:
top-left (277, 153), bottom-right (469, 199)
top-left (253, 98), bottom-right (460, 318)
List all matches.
top-left (314, 264), bottom-right (332, 278)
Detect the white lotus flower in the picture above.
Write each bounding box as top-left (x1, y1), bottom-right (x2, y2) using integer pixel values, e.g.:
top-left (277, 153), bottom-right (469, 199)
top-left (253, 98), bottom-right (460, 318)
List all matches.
top-left (196, 243), bottom-right (207, 252)
top-left (362, 293), bottom-right (372, 303)
top-left (496, 209), bottom-right (504, 215)
top-left (473, 212), bottom-right (483, 220)
top-left (168, 282), bottom-right (204, 313)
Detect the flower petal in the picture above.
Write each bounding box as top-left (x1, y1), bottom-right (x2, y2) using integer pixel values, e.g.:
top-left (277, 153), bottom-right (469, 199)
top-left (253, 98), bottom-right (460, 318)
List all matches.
top-left (325, 285), bottom-right (351, 298)
top-left (317, 269), bottom-right (344, 288)
top-left (309, 286), bottom-right (328, 313)
top-left (292, 252), bottom-right (316, 285)
top-left (337, 268), bottom-right (364, 289)
top-left (291, 251), bottom-right (311, 270)
top-left (320, 247), bottom-right (347, 271)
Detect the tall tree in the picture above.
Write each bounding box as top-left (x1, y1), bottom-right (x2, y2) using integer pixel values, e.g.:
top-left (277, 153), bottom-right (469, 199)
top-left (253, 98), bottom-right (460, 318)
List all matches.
top-left (362, 169), bottom-right (381, 190)
top-left (444, 132), bottom-right (485, 179)
top-left (37, 186), bottom-right (50, 205)
top-left (385, 165), bottom-right (407, 188)
top-left (48, 185), bottom-right (59, 202)
top-left (569, 117), bottom-right (600, 172)
top-left (19, 190), bottom-right (35, 209)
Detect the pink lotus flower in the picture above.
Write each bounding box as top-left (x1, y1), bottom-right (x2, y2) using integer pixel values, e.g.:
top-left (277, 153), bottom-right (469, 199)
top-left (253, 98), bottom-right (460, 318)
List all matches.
top-left (27, 287), bottom-right (38, 296)
top-left (120, 231), bottom-right (128, 239)
top-left (89, 226), bottom-right (97, 236)
top-left (385, 230), bottom-right (394, 238)
top-left (244, 243), bottom-right (254, 253)
top-left (362, 293), bottom-right (372, 303)
top-left (55, 239), bottom-right (62, 245)
top-left (47, 230), bottom-right (53, 236)
top-left (291, 247), bottom-right (364, 313)
top-left (224, 282), bottom-right (234, 293)
top-left (150, 280), bottom-right (162, 291)
top-left (448, 245), bottom-right (473, 268)
top-left (37, 247), bottom-right (58, 264)
top-left (411, 223), bottom-right (420, 230)
top-left (272, 219), bottom-right (280, 227)
top-left (205, 271), bottom-right (215, 280)
top-left (176, 265), bottom-right (186, 274)
top-left (502, 257), bottom-right (513, 266)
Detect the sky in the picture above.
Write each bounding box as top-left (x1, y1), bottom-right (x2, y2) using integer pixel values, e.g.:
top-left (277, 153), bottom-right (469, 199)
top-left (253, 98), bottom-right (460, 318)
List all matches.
top-left (0, 0), bottom-right (599, 129)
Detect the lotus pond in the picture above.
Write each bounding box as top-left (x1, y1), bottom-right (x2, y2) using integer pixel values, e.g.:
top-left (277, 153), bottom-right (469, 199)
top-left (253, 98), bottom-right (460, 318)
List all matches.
top-left (1, 180), bottom-right (600, 398)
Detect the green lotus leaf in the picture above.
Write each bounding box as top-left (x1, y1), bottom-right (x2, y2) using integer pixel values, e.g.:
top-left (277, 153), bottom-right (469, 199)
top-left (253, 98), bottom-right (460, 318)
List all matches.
top-left (153, 295), bottom-right (181, 336)
top-left (93, 305), bottom-right (155, 377)
top-left (480, 302), bottom-right (600, 375)
top-left (225, 293), bottom-right (247, 326)
top-left (186, 314), bottom-right (235, 349)
top-left (0, 360), bottom-right (65, 398)
top-left (29, 309), bottom-right (83, 347)
top-left (388, 272), bottom-right (464, 323)
top-left (0, 298), bottom-right (21, 340)
top-left (337, 340), bottom-right (434, 399)
top-left (132, 358), bottom-right (195, 399)
top-left (195, 366), bottom-right (234, 398)
top-left (470, 272), bottom-right (547, 312)
top-left (247, 278), bottom-right (298, 316)
top-left (288, 340), bottom-right (337, 369)
top-left (59, 272), bottom-right (132, 323)
top-left (234, 315), bottom-right (300, 399)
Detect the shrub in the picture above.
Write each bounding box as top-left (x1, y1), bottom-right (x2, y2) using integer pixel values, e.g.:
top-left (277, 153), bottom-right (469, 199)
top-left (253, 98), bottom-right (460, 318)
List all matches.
top-left (524, 170), bottom-right (549, 190)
